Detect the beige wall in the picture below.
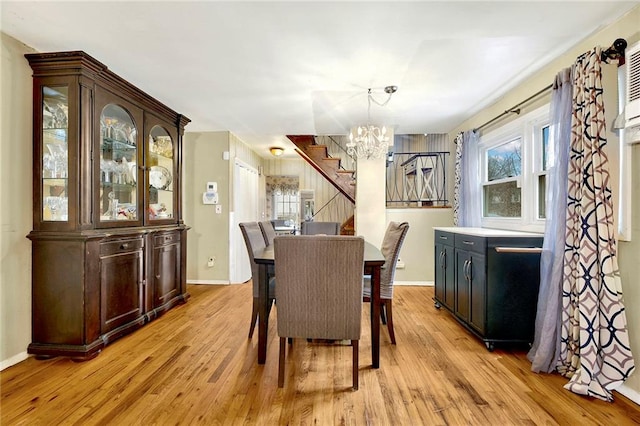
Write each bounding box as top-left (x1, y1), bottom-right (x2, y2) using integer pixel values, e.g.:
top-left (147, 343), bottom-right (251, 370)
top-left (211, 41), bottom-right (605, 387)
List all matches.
top-left (387, 208), bottom-right (453, 284)
top-left (449, 7), bottom-right (640, 396)
top-left (183, 131), bottom-right (232, 283)
top-left (0, 33), bottom-right (35, 368)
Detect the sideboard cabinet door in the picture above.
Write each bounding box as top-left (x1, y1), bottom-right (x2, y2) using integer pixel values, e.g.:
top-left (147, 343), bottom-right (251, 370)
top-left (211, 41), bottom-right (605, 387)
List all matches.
top-left (99, 237), bottom-right (145, 342)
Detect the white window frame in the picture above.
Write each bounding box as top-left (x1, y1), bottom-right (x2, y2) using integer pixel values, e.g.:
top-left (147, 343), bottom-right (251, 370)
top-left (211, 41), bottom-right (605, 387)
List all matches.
top-left (479, 103), bottom-right (550, 233)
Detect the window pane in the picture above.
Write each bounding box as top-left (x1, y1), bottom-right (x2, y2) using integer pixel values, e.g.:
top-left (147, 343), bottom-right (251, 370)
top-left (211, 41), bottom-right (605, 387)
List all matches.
top-left (487, 138), bottom-right (522, 181)
top-left (542, 125), bottom-right (550, 171)
top-left (273, 192), bottom-right (299, 225)
top-left (483, 181), bottom-right (521, 217)
top-left (538, 174), bottom-right (546, 219)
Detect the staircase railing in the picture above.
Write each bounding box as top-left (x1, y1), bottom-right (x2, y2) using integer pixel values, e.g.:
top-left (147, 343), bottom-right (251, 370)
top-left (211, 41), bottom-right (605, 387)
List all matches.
top-left (315, 135), bottom-right (356, 174)
top-left (386, 151), bottom-right (450, 207)
top-left (308, 190), bottom-right (354, 225)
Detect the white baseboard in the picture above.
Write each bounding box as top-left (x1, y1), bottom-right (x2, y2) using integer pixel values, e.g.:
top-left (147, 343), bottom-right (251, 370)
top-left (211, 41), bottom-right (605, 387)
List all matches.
top-left (394, 281), bottom-right (434, 287)
top-left (187, 280), bottom-right (230, 285)
top-left (1, 351), bottom-right (29, 371)
top-left (615, 384), bottom-right (640, 406)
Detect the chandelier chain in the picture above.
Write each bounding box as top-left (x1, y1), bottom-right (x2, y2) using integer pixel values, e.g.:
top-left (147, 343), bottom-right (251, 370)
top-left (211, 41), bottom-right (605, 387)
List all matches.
top-left (346, 86), bottom-right (396, 160)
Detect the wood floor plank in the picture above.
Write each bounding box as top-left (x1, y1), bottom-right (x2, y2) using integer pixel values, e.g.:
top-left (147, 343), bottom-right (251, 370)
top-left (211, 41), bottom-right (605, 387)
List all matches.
top-left (2, 283), bottom-right (639, 425)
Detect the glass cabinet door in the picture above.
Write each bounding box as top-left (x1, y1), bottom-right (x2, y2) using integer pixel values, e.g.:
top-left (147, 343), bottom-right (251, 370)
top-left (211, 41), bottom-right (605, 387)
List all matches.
top-left (99, 104), bottom-right (138, 222)
top-left (42, 86), bottom-right (69, 222)
top-left (148, 126), bottom-right (174, 221)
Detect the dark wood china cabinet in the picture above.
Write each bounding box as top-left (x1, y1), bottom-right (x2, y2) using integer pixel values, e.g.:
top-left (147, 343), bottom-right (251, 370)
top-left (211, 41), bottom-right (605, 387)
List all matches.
top-left (26, 51), bottom-right (190, 360)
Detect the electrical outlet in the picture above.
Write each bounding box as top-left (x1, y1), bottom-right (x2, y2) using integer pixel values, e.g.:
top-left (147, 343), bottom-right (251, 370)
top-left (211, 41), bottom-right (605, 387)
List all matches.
top-left (207, 256), bottom-right (215, 267)
top-left (215, 205), bottom-right (222, 214)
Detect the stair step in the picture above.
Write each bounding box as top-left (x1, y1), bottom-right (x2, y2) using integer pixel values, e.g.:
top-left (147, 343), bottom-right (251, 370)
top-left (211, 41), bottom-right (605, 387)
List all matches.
top-left (288, 135), bottom-right (356, 204)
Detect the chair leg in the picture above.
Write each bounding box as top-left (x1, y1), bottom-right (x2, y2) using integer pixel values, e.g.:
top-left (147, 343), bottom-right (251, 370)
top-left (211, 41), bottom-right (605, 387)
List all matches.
top-left (278, 337), bottom-right (286, 388)
top-left (380, 303), bottom-right (387, 325)
top-left (249, 298), bottom-right (275, 339)
top-left (385, 299), bottom-right (396, 345)
top-left (352, 340), bottom-right (359, 390)
top-left (248, 298), bottom-right (259, 339)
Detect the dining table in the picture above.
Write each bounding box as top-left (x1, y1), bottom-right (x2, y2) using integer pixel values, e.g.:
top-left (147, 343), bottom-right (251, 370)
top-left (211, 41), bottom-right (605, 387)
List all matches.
top-left (253, 240), bottom-right (386, 368)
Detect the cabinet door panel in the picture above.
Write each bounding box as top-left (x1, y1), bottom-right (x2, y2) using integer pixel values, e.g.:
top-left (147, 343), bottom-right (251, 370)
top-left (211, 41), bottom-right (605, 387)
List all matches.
top-left (434, 242), bottom-right (446, 303)
top-left (468, 252), bottom-right (486, 334)
top-left (94, 87), bottom-right (144, 228)
top-left (100, 250), bottom-right (144, 333)
top-left (153, 242), bottom-right (180, 307)
top-left (435, 242), bottom-right (455, 311)
top-left (444, 244), bottom-right (455, 310)
top-left (454, 249), bottom-right (469, 321)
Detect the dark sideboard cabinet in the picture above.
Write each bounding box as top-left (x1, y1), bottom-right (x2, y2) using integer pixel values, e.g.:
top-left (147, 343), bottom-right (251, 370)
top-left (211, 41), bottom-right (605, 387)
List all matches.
top-left (26, 51), bottom-right (190, 360)
top-left (434, 228), bottom-right (543, 351)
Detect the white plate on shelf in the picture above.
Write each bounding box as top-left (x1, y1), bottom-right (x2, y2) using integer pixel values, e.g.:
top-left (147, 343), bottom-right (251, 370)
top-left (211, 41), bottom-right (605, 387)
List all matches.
top-left (149, 165), bottom-right (172, 190)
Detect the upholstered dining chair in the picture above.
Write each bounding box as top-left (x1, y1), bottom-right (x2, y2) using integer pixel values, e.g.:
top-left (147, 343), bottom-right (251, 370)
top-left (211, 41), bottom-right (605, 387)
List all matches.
top-left (258, 220), bottom-right (277, 246)
top-left (363, 221), bottom-right (409, 345)
top-left (300, 221), bottom-right (340, 235)
top-left (239, 222), bottom-right (276, 339)
top-left (274, 235), bottom-right (365, 390)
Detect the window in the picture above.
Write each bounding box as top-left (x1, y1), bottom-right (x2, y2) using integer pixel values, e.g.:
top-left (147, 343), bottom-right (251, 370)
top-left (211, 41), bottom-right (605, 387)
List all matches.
top-left (479, 104), bottom-right (549, 232)
top-left (484, 137), bottom-right (522, 218)
top-left (272, 191), bottom-right (299, 225)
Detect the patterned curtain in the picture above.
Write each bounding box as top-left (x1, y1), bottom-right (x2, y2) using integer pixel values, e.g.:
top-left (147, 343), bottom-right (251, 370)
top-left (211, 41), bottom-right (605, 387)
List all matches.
top-left (452, 133), bottom-right (463, 225)
top-left (556, 47), bottom-right (634, 401)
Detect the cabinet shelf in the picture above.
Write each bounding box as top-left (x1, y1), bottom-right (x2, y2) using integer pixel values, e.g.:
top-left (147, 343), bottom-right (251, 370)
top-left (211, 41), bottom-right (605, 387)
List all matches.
top-left (101, 137), bottom-right (136, 151)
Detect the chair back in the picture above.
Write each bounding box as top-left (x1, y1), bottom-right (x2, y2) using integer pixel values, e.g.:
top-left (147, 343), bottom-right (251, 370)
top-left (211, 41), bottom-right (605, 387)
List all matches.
top-left (379, 221), bottom-right (410, 299)
top-left (258, 220), bottom-right (277, 246)
top-left (300, 221), bottom-right (340, 235)
top-left (274, 235), bottom-right (364, 340)
top-left (239, 222), bottom-right (266, 297)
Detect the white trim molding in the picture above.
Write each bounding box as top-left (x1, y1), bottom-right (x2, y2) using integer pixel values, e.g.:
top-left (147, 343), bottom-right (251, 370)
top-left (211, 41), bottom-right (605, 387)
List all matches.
top-left (1, 351), bottom-right (29, 371)
top-left (615, 384), bottom-right (640, 406)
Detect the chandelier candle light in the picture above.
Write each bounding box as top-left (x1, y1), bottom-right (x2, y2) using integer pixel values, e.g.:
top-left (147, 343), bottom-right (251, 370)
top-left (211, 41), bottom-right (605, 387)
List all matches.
top-left (347, 85), bottom-right (397, 160)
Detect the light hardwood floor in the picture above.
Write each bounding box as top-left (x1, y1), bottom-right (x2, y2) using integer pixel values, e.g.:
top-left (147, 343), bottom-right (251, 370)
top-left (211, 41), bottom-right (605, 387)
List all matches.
top-left (2, 284), bottom-right (640, 425)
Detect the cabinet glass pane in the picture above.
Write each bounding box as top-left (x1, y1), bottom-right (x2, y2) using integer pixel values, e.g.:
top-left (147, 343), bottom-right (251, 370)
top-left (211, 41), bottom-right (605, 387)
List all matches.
top-left (42, 86), bottom-right (69, 221)
top-left (100, 104), bottom-right (138, 222)
top-left (148, 126), bottom-right (174, 220)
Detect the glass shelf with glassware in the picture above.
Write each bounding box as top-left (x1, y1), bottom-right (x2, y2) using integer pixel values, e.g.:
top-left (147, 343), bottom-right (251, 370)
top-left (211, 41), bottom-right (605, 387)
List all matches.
top-left (42, 87), bottom-right (68, 222)
top-left (148, 129), bottom-right (174, 220)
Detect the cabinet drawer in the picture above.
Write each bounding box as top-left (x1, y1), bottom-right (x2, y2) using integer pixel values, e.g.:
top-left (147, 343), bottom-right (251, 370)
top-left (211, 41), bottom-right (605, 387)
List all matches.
top-left (435, 230), bottom-right (454, 246)
top-left (154, 232), bottom-right (180, 247)
top-left (100, 237), bottom-right (144, 256)
top-left (455, 234), bottom-right (485, 253)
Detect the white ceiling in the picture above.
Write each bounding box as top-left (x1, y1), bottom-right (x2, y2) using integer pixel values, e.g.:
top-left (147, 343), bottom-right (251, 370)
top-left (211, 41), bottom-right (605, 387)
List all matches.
top-left (2, 1), bottom-right (638, 157)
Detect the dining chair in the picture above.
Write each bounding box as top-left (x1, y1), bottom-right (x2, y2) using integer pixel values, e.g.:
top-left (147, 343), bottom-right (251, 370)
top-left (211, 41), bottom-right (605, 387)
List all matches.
top-left (274, 235), bottom-right (365, 390)
top-left (258, 220), bottom-right (277, 246)
top-left (239, 222), bottom-right (276, 339)
top-left (300, 221), bottom-right (340, 235)
top-left (363, 221), bottom-right (409, 345)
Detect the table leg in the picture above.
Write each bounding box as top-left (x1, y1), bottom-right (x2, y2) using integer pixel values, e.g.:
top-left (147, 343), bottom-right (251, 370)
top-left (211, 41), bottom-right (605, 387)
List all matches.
top-left (371, 265), bottom-right (381, 369)
top-left (258, 263), bottom-right (269, 364)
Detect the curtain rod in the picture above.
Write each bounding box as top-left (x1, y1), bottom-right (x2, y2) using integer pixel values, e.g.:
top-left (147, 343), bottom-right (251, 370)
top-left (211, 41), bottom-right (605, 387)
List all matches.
top-left (470, 37), bottom-right (628, 135)
top-left (472, 84), bottom-right (552, 133)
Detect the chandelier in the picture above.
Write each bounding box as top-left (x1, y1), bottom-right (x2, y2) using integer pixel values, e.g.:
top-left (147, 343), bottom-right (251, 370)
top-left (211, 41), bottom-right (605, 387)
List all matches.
top-left (346, 85), bottom-right (397, 160)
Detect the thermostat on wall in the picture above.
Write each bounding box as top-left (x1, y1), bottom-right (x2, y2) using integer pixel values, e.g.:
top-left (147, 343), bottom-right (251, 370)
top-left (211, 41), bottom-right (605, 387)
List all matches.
top-left (203, 191), bottom-right (218, 205)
